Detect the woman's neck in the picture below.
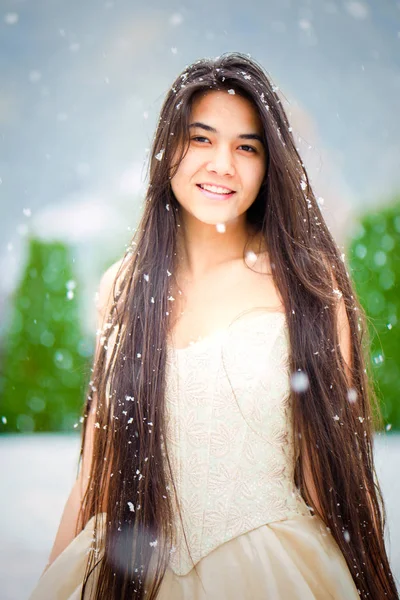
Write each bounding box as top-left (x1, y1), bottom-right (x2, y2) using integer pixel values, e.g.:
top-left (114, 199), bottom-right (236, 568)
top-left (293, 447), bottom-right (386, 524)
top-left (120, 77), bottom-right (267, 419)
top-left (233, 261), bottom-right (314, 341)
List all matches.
top-left (175, 214), bottom-right (265, 283)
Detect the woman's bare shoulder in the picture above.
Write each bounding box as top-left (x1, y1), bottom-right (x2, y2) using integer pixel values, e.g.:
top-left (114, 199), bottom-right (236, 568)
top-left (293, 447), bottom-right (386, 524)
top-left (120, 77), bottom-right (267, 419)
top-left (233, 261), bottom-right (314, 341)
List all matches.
top-left (96, 257), bottom-right (128, 318)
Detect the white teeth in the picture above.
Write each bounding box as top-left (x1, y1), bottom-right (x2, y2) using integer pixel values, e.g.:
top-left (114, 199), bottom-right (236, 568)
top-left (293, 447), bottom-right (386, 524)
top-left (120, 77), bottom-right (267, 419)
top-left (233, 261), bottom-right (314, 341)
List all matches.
top-left (200, 184), bottom-right (233, 194)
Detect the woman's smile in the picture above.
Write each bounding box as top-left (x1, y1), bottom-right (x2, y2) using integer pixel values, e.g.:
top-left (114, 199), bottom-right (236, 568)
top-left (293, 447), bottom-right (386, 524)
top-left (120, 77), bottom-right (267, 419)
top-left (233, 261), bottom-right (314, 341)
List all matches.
top-left (196, 183), bottom-right (236, 200)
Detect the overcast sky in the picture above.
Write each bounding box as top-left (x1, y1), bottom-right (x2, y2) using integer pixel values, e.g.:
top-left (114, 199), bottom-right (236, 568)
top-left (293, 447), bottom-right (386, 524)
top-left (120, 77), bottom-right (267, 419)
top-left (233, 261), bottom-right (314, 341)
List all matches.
top-left (1, 0), bottom-right (399, 327)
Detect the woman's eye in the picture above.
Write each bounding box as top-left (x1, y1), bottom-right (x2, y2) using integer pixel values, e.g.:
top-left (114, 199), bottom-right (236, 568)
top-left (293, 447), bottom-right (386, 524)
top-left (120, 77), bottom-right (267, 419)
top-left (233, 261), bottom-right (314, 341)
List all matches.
top-left (191, 136), bottom-right (210, 143)
top-left (240, 145), bottom-right (256, 153)
top-left (190, 138), bottom-right (256, 153)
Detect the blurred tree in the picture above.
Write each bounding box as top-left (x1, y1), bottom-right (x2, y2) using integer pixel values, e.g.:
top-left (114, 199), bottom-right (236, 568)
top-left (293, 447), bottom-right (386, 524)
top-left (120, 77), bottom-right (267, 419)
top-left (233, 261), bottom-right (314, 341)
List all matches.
top-left (349, 197), bottom-right (400, 430)
top-left (0, 238), bottom-right (93, 432)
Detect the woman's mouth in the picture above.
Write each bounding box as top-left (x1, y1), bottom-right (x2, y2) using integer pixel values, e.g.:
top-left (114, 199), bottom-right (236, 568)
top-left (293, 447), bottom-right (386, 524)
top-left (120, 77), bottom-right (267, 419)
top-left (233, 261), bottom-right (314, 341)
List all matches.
top-left (196, 183), bottom-right (236, 200)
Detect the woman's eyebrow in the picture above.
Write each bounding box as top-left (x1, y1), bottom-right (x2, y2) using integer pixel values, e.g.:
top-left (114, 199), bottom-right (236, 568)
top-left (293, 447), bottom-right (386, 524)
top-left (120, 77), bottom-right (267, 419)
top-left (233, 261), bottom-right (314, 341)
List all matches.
top-left (189, 121), bottom-right (263, 144)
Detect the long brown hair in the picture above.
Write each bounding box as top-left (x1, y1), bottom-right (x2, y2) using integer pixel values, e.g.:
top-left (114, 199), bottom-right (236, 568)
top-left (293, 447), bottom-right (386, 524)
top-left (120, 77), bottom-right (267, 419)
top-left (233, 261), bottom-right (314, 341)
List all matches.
top-left (77, 53), bottom-right (398, 599)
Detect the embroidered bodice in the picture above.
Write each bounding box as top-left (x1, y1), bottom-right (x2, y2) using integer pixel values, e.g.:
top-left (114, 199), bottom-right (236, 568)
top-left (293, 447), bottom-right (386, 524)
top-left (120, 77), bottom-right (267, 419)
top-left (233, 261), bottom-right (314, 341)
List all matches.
top-left (163, 311), bottom-right (310, 576)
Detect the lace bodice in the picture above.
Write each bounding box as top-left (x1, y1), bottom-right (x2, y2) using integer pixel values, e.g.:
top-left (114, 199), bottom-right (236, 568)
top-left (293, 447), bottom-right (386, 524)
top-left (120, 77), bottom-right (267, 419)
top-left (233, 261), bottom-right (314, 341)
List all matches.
top-left (163, 311), bottom-right (310, 576)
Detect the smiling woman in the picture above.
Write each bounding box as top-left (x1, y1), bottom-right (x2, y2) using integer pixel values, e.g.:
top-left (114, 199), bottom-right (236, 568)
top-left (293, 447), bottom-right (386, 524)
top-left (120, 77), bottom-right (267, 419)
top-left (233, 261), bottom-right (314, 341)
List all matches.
top-left (171, 92), bottom-right (266, 226)
top-left (29, 53), bottom-right (398, 600)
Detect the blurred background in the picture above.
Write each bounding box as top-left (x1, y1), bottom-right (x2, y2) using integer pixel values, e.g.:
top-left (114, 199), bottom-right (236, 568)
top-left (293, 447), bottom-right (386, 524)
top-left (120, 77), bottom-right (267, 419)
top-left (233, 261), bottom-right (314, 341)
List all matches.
top-left (0, 0), bottom-right (399, 597)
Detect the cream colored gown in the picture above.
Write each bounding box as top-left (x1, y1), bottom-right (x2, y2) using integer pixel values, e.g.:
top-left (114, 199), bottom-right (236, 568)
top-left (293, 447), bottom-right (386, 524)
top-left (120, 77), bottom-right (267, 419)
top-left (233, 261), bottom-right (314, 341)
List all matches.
top-left (29, 311), bottom-right (360, 599)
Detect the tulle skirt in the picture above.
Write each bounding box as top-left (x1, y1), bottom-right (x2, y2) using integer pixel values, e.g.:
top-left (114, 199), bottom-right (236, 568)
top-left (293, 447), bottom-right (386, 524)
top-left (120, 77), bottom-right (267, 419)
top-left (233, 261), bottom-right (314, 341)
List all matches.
top-left (29, 513), bottom-right (359, 599)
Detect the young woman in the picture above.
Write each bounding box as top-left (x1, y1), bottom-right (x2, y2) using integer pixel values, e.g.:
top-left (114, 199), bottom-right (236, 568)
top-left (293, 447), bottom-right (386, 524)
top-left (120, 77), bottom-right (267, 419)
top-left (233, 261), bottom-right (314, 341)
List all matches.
top-left (30, 53), bottom-right (398, 599)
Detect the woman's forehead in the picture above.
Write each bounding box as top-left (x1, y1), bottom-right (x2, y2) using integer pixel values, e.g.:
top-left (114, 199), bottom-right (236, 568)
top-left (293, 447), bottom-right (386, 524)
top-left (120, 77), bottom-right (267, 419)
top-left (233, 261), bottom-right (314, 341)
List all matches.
top-left (189, 90), bottom-right (263, 134)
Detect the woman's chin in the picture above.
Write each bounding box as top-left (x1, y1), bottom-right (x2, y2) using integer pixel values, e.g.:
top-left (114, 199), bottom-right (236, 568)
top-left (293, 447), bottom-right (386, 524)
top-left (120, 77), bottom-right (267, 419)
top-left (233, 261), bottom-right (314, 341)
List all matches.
top-left (184, 208), bottom-right (243, 229)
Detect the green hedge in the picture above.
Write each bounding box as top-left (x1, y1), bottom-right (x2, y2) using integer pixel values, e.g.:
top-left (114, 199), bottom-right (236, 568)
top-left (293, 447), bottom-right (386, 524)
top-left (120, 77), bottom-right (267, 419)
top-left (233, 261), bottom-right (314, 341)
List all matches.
top-left (348, 198), bottom-right (400, 430)
top-left (0, 238), bottom-right (93, 432)
top-left (0, 200), bottom-right (399, 433)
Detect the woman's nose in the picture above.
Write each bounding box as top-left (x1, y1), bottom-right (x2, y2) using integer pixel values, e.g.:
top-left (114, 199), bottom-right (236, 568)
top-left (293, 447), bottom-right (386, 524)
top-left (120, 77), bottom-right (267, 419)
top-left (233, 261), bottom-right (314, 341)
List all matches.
top-left (206, 147), bottom-right (235, 177)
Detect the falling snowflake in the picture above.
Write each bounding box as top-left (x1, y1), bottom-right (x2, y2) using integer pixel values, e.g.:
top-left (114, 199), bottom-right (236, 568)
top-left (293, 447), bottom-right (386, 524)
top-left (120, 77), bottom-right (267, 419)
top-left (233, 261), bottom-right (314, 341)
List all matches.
top-left (216, 223), bottom-right (226, 233)
top-left (290, 371), bottom-right (309, 393)
top-left (373, 353), bottom-right (384, 365)
top-left (227, 89), bottom-right (235, 95)
top-left (29, 70), bottom-right (42, 84)
top-left (373, 251), bottom-right (386, 266)
top-left (4, 12), bottom-right (19, 25)
top-left (299, 18), bottom-right (312, 31)
top-left (155, 149), bottom-right (165, 161)
top-left (347, 388), bottom-right (358, 404)
top-left (245, 250), bottom-right (257, 264)
top-left (355, 244), bottom-right (367, 259)
top-left (169, 13), bottom-right (183, 26)
top-left (345, 1), bottom-right (369, 19)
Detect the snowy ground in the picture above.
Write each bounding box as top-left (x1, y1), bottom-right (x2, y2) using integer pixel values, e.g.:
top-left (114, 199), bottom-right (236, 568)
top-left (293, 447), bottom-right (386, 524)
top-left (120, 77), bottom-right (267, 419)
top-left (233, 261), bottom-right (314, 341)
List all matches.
top-left (1, 433), bottom-right (399, 600)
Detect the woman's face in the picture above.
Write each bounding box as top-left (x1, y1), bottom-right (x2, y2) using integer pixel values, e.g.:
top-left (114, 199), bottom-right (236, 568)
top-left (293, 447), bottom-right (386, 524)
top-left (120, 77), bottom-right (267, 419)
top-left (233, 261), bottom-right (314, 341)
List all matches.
top-left (170, 90), bottom-right (266, 227)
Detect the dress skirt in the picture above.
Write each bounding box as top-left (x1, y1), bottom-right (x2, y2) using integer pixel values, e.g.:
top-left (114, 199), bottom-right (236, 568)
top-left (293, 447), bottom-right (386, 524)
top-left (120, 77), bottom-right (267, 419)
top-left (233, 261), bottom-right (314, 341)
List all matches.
top-left (29, 513), bottom-right (360, 599)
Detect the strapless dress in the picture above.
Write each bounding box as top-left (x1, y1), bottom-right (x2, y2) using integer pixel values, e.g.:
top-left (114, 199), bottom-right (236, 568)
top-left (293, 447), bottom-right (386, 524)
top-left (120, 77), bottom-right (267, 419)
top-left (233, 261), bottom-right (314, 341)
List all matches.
top-left (29, 311), bottom-right (359, 599)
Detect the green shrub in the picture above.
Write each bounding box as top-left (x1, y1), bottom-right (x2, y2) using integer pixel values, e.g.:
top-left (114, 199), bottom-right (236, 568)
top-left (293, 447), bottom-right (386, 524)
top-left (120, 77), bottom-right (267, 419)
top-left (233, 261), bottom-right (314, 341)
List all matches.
top-left (0, 238), bottom-right (93, 432)
top-left (1, 208), bottom-right (398, 433)
top-left (349, 197), bottom-right (400, 430)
